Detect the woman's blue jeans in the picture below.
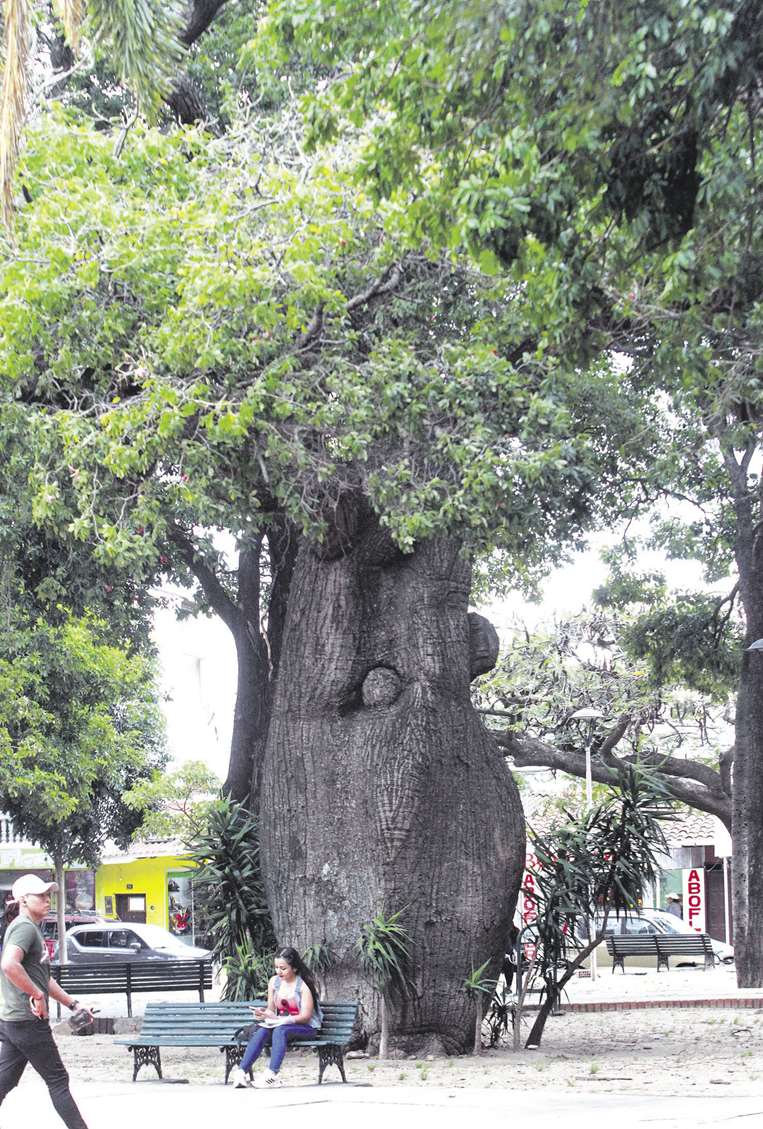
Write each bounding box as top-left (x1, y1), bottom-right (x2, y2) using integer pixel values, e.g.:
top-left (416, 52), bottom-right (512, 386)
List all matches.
top-left (241, 1023), bottom-right (315, 1074)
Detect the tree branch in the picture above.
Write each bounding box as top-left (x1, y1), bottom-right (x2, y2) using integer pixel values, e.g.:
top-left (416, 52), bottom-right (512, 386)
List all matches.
top-left (346, 264), bottom-right (403, 312)
top-left (167, 524), bottom-right (241, 635)
top-left (497, 730), bottom-right (731, 829)
top-left (181, 0), bottom-right (233, 47)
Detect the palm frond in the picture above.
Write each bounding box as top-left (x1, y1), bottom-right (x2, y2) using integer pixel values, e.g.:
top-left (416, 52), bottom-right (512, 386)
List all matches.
top-left (52, 0), bottom-right (85, 52)
top-left (86, 0), bottom-right (186, 117)
top-left (0, 0), bottom-right (31, 230)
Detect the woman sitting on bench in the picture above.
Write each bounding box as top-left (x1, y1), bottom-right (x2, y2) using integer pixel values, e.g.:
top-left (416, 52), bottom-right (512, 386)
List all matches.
top-left (233, 946), bottom-right (322, 1089)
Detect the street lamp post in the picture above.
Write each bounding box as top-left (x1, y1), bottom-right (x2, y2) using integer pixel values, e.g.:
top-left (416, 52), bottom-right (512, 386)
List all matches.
top-left (570, 707), bottom-right (605, 981)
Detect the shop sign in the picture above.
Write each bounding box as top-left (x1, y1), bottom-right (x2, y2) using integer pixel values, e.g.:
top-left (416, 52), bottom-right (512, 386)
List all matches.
top-left (520, 853), bottom-right (540, 926)
top-left (683, 867), bottom-right (706, 933)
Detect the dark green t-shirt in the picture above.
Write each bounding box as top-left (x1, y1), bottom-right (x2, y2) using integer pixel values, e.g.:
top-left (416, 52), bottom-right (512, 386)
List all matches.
top-left (0, 914), bottom-right (50, 1021)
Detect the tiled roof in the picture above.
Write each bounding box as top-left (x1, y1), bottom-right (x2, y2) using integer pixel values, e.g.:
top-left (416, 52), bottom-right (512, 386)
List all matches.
top-left (521, 791), bottom-right (720, 847)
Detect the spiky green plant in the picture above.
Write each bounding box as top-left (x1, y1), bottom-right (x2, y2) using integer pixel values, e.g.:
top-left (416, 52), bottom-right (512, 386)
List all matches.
top-left (357, 909), bottom-right (413, 1058)
top-left (187, 797), bottom-right (276, 999)
top-left (222, 937), bottom-right (274, 1002)
top-left (463, 960), bottom-right (495, 1055)
top-left (303, 940), bottom-right (336, 1000)
top-left (523, 765), bottom-right (674, 1049)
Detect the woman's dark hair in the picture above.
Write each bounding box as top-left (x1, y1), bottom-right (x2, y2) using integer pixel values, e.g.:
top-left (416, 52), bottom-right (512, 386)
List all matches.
top-left (0, 899), bottom-right (19, 947)
top-left (277, 946), bottom-right (320, 1004)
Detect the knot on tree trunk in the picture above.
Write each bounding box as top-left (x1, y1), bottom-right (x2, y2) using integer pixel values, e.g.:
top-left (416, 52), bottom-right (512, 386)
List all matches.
top-left (362, 666), bottom-right (402, 707)
top-left (468, 612), bottom-right (499, 680)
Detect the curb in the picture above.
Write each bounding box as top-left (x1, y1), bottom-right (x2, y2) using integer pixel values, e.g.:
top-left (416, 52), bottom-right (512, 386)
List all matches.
top-left (562, 997), bottom-right (763, 1012)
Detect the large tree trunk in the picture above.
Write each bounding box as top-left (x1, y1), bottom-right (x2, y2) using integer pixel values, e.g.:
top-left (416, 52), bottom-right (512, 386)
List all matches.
top-left (726, 442), bottom-right (763, 987)
top-left (260, 508), bottom-right (525, 1053)
top-left (732, 644), bottom-right (763, 986)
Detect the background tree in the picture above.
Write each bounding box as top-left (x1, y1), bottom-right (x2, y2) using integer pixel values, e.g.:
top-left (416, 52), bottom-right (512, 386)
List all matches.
top-left (122, 759), bottom-right (222, 841)
top-left (479, 606), bottom-right (737, 829)
top-left (0, 606), bottom-right (166, 958)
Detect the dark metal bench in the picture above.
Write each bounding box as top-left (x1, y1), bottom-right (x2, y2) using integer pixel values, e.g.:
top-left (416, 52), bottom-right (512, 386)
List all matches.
top-left (115, 999), bottom-right (359, 1084)
top-left (50, 959), bottom-right (213, 1018)
top-left (606, 934), bottom-right (659, 972)
top-left (115, 1000), bottom-right (261, 1083)
top-left (606, 932), bottom-right (717, 972)
top-left (655, 933), bottom-right (716, 971)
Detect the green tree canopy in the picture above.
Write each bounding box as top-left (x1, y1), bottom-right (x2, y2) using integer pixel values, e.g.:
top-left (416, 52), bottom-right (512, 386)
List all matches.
top-left (2, 105), bottom-right (656, 581)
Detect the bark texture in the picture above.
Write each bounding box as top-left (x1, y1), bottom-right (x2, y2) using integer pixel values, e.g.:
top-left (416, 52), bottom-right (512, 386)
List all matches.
top-left (732, 649), bottom-right (763, 986)
top-left (260, 510), bottom-right (525, 1053)
top-left (725, 440), bottom-right (763, 987)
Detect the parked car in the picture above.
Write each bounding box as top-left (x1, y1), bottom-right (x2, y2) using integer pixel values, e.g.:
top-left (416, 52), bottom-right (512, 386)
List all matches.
top-left (55, 921), bottom-right (211, 964)
top-left (41, 912), bottom-right (107, 959)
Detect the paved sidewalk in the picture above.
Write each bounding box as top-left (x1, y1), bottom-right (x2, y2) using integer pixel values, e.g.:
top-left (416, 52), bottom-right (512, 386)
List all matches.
top-left (6, 1077), bottom-right (763, 1129)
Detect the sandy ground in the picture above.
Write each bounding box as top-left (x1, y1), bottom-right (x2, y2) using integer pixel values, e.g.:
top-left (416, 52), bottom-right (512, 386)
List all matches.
top-left (51, 993), bottom-right (763, 1099)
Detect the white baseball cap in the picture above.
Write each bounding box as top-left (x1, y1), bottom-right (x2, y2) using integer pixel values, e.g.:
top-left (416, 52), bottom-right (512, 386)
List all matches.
top-left (11, 874), bottom-right (58, 901)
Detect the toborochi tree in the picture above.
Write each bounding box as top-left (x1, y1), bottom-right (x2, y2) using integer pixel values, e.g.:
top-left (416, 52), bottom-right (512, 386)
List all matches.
top-left (0, 55), bottom-right (664, 1044)
top-left (8, 0), bottom-right (757, 1038)
top-left (256, 0), bottom-right (763, 985)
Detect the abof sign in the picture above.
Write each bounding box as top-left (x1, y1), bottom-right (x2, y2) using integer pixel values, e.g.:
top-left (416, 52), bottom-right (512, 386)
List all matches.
top-left (520, 853), bottom-right (539, 926)
top-left (682, 867), bottom-right (706, 933)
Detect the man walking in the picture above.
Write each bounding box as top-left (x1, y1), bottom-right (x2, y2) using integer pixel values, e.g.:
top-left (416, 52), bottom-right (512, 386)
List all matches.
top-left (0, 874), bottom-right (91, 1128)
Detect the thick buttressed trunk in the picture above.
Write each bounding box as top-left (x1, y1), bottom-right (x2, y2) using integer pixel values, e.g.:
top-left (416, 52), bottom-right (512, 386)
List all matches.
top-left (261, 507), bottom-right (525, 1053)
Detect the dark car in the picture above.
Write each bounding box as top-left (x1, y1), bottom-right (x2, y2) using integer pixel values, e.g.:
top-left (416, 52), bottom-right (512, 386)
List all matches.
top-left (56, 922), bottom-right (211, 963)
top-left (41, 913), bottom-right (107, 959)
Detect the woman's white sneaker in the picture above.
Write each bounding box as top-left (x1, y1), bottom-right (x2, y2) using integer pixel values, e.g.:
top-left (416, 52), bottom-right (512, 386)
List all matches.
top-left (232, 1067), bottom-right (250, 1088)
top-left (259, 1069), bottom-right (283, 1088)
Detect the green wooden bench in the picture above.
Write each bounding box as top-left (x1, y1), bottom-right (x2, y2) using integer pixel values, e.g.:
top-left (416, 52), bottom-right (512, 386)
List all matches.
top-left (50, 959), bottom-right (213, 1018)
top-left (114, 999), bottom-right (358, 1085)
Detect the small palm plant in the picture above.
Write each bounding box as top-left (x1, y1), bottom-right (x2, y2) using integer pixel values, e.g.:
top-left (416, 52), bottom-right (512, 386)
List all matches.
top-left (223, 939), bottom-right (274, 1002)
top-left (357, 909), bottom-right (413, 1058)
top-left (524, 765), bottom-right (673, 1049)
top-left (463, 961), bottom-right (496, 1055)
top-left (303, 941), bottom-right (336, 1000)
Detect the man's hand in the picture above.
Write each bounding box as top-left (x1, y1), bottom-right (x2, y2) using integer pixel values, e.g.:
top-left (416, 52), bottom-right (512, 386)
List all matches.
top-left (30, 992), bottom-right (48, 1020)
top-left (69, 1005), bottom-right (96, 1033)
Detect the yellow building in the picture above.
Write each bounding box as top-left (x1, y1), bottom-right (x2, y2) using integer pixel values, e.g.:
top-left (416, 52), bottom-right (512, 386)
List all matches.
top-left (95, 842), bottom-right (198, 943)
